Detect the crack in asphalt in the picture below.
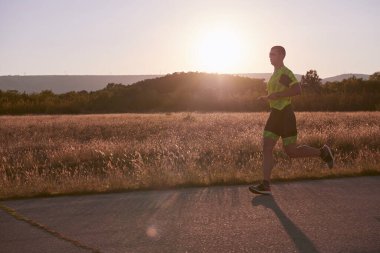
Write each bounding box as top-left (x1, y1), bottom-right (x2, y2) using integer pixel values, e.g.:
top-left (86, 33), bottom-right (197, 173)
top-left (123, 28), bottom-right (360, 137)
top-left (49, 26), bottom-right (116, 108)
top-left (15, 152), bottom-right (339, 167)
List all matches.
top-left (0, 202), bottom-right (101, 253)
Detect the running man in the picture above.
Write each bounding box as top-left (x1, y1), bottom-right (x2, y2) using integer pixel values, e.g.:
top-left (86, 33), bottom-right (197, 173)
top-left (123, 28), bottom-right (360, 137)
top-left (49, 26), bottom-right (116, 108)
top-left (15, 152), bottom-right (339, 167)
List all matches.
top-left (249, 45), bottom-right (334, 195)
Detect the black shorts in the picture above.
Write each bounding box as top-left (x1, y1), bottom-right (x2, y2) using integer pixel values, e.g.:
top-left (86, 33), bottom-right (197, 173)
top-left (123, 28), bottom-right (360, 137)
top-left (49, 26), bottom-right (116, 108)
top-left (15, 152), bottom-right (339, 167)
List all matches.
top-left (263, 105), bottom-right (297, 145)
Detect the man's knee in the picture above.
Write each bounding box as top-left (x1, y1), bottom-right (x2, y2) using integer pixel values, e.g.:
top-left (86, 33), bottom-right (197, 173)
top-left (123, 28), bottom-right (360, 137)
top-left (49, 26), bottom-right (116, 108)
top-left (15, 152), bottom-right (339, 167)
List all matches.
top-left (263, 138), bottom-right (277, 153)
top-left (284, 145), bottom-right (298, 158)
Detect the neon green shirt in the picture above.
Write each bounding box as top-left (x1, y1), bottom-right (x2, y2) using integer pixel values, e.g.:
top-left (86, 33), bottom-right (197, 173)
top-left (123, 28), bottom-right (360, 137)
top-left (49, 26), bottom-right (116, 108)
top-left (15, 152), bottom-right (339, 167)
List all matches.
top-left (267, 66), bottom-right (299, 110)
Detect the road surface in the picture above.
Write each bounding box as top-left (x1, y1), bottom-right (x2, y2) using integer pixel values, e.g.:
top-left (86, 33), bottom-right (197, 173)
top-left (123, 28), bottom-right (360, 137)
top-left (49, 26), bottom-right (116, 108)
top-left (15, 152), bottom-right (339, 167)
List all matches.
top-left (1, 176), bottom-right (380, 253)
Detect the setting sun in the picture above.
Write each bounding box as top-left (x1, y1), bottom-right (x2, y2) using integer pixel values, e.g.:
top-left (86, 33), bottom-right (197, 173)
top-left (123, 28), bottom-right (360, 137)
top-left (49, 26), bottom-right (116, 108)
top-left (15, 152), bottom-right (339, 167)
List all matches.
top-left (194, 27), bottom-right (244, 73)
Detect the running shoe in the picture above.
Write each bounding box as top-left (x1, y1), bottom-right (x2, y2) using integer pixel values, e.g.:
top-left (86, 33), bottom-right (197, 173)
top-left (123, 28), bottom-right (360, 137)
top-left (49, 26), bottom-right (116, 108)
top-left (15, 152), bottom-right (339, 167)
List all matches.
top-left (249, 183), bottom-right (271, 195)
top-left (320, 144), bottom-right (334, 169)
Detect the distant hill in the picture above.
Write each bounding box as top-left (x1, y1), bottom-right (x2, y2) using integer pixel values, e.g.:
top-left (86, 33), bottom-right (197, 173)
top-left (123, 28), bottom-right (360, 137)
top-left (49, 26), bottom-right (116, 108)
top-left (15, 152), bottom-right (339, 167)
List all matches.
top-left (0, 75), bottom-right (161, 94)
top-left (240, 73), bottom-right (370, 83)
top-left (322, 73), bottom-right (370, 83)
top-left (0, 72), bottom-right (379, 114)
top-left (0, 73), bottom-right (371, 94)
top-left (238, 73), bottom-right (303, 82)
top-left (90, 72), bottom-right (268, 112)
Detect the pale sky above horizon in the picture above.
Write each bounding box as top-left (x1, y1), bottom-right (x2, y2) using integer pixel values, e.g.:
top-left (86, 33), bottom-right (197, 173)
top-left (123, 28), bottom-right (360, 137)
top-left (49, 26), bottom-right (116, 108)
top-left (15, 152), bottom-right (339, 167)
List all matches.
top-left (0, 0), bottom-right (379, 78)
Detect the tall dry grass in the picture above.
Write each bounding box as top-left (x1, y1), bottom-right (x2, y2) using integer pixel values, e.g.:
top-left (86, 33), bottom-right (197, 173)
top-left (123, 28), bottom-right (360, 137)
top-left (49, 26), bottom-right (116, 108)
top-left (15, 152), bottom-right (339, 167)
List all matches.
top-left (1, 112), bottom-right (379, 199)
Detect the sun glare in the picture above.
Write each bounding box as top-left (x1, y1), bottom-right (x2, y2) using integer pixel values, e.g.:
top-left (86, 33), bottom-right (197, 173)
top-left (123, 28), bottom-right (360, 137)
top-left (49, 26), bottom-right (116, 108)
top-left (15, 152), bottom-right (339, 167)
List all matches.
top-left (195, 27), bottom-right (244, 73)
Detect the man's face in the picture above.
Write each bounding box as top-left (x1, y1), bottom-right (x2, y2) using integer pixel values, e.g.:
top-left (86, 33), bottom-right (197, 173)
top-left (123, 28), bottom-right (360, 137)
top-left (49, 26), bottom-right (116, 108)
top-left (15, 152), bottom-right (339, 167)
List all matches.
top-left (269, 49), bottom-right (284, 66)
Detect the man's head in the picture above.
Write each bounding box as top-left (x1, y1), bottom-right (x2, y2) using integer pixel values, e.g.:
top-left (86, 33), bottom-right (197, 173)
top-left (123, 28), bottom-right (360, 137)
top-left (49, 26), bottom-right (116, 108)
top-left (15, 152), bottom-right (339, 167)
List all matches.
top-left (269, 46), bottom-right (286, 68)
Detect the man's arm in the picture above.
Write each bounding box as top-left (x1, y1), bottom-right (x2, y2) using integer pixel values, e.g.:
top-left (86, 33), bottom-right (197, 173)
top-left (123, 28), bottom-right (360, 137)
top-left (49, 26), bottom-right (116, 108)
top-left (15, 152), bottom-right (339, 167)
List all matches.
top-left (266, 82), bottom-right (301, 100)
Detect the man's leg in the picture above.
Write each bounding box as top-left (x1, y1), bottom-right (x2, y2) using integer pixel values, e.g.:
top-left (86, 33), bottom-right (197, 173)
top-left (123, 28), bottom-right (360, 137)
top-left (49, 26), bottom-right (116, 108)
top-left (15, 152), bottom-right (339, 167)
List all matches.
top-left (280, 106), bottom-right (334, 168)
top-left (284, 143), bottom-right (334, 168)
top-left (283, 143), bottom-right (320, 158)
top-left (249, 109), bottom-right (280, 195)
top-left (249, 136), bottom-right (278, 195)
top-left (263, 137), bottom-right (278, 182)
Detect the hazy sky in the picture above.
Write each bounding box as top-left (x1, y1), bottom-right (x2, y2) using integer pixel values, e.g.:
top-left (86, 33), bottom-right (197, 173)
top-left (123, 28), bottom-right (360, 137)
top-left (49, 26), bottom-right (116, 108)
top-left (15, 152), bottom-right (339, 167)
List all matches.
top-left (1, 0), bottom-right (379, 77)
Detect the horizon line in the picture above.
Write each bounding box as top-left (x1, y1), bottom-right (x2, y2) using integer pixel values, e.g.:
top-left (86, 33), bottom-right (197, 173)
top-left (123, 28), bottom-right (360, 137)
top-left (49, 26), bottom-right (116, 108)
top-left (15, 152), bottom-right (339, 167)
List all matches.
top-left (0, 72), bottom-right (373, 79)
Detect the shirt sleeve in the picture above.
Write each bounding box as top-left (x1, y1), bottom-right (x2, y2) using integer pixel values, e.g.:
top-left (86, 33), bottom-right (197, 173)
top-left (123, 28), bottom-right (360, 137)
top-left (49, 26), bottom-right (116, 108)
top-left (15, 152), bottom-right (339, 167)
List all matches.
top-left (279, 70), bottom-right (298, 87)
top-left (287, 71), bottom-right (299, 87)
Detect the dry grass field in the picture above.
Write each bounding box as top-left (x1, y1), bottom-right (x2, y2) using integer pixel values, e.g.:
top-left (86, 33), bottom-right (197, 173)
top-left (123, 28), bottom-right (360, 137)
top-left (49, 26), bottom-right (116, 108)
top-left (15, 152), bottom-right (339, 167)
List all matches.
top-left (1, 112), bottom-right (379, 199)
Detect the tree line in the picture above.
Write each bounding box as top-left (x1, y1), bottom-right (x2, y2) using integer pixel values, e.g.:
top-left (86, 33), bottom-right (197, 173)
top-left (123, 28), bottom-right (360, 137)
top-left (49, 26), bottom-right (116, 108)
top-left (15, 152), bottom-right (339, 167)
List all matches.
top-left (0, 71), bottom-right (379, 114)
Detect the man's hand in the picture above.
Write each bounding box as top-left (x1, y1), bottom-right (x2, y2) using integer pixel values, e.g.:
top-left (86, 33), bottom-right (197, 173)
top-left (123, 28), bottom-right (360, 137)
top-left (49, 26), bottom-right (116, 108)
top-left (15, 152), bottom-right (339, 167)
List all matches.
top-left (267, 93), bottom-right (281, 100)
top-left (257, 92), bottom-right (283, 102)
top-left (257, 95), bottom-right (269, 102)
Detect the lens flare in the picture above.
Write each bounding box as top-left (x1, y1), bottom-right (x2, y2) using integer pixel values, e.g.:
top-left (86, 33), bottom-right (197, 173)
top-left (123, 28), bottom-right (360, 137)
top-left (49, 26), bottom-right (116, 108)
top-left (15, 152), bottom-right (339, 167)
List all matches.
top-left (146, 225), bottom-right (159, 239)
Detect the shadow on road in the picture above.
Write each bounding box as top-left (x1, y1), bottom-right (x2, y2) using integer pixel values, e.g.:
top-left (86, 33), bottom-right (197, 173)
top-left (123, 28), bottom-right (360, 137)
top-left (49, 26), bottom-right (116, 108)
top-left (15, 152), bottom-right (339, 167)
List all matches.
top-left (252, 195), bottom-right (319, 253)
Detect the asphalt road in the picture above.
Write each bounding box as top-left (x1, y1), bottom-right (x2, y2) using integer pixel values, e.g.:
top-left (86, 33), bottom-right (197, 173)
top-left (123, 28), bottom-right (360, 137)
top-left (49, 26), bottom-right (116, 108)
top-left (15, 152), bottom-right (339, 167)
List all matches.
top-left (1, 176), bottom-right (380, 253)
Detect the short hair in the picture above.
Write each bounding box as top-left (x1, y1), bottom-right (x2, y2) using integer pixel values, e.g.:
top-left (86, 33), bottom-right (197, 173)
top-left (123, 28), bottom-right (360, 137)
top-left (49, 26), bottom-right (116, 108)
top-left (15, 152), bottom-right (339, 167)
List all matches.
top-left (271, 46), bottom-right (286, 57)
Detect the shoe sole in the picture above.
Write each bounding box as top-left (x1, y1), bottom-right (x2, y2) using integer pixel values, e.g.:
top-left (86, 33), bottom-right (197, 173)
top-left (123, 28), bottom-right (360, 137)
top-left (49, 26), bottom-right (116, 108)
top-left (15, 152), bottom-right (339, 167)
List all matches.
top-left (249, 187), bottom-right (272, 195)
top-left (324, 145), bottom-right (334, 169)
